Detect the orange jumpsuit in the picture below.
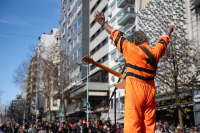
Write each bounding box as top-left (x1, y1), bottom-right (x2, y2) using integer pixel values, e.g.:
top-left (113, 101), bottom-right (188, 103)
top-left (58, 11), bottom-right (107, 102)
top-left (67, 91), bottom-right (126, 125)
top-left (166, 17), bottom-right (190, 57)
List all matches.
top-left (110, 29), bottom-right (170, 133)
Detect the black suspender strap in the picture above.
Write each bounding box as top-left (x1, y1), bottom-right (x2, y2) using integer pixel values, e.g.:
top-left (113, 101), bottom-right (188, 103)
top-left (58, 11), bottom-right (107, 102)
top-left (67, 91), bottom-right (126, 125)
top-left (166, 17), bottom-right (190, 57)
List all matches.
top-left (139, 46), bottom-right (157, 71)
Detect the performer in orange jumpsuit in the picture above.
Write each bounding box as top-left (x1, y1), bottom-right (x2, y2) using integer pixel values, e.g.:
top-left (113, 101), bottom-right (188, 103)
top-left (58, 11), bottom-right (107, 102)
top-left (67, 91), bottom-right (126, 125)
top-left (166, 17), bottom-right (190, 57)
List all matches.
top-left (93, 11), bottom-right (173, 133)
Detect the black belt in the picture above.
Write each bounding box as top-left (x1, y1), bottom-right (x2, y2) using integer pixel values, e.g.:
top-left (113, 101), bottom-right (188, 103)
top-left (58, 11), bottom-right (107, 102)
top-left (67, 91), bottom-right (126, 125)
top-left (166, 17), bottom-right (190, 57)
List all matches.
top-left (126, 72), bottom-right (155, 81)
top-left (126, 63), bottom-right (155, 74)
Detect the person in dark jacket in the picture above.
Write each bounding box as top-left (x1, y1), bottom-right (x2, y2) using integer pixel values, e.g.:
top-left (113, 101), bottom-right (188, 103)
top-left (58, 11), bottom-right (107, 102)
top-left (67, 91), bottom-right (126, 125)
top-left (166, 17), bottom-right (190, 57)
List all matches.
top-left (44, 122), bottom-right (48, 133)
top-left (14, 124), bottom-right (18, 133)
top-left (94, 124), bottom-right (101, 133)
top-left (6, 123), bottom-right (13, 133)
top-left (73, 119), bottom-right (87, 133)
top-left (103, 121), bottom-right (114, 133)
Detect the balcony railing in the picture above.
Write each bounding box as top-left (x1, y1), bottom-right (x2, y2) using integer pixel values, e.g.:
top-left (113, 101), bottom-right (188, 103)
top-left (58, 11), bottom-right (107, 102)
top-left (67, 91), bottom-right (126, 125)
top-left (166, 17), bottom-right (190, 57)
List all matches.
top-left (117, 0), bottom-right (135, 8)
top-left (66, 102), bottom-right (86, 115)
top-left (117, 5), bottom-right (137, 26)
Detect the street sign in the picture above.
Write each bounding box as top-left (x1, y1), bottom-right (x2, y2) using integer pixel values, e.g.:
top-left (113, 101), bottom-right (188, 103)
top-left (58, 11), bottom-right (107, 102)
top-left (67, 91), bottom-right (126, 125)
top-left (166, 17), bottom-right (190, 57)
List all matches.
top-left (47, 111), bottom-right (49, 121)
top-left (59, 106), bottom-right (63, 117)
top-left (85, 110), bottom-right (93, 113)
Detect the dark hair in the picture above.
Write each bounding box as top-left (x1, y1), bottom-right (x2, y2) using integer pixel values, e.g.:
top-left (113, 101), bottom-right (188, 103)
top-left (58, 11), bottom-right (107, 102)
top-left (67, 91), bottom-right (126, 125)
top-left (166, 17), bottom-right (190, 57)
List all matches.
top-left (130, 31), bottom-right (149, 46)
top-left (79, 118), bottom-right (83, 121)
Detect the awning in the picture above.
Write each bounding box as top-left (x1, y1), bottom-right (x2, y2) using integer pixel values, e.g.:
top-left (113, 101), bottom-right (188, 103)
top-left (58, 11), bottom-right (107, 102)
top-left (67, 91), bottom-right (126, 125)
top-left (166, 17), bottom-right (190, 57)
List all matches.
top-left (93, 109), bottom-right (109, 113)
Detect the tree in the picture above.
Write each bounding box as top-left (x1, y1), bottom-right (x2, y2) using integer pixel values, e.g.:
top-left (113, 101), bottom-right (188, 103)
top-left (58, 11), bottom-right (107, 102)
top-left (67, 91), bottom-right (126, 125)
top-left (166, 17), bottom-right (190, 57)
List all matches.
top-left (6, 99), bottom-right (26, 124)
top-left (155, 34), bottom-right (200, 127)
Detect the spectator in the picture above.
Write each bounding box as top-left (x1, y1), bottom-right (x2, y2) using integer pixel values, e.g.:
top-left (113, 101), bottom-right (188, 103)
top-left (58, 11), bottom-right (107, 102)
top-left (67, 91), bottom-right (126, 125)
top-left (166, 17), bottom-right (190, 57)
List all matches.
top-left (184, 125), bottom-right (189, 133)
top-left (44, 122), bottom-right (48, 133)
top-left (88, 122), bottom-right (93, 133)
top-left (190, 128), bottom-right (194, 133)
top-left (38, 126), bottom-right (46, 133)
top-left (155, 125), bottom-right (161, 133)
top-left (97, 121), bottom-right (103, 131)
top-left (157, 120), bottom-right (164, 129)
top-left (88, 128), bottom-right (92, 133)
top-left (37, 121), bottom-right (42, 130)
top-left (28, 124), bottom-right (33, 133)
top-left (164, 121), bottom-right (169, 128)
top-left (50, 130), bottom-right (54, 133)
top-left (163, 125), bottom-right (169, 133)
top-left (65, 125), bottom-right (72, 133)
top-left (94, 124), bottom-right (101, 133)
top-left (56, 127), bottom-right (62, 133)
top-left (160, 127), bottom-right (165, 133)
top-left (30, 125), bottom-right (37, 133)
top-left (179, 126), bottom-right (184, 133)
top-left (73, 118), bottom-right (87, 133)
top-left (6, 123), bottom-right (13, 133)
top-left (185, 128), bottom-right (189, 133)
top-left (116, 123), bottom-right (123, 133)
top-left (174, 129), bottom-right (180, 133)
top-left (69, 122), bottom-right (75, 130)
top-left (14, 124), bottom-right (18, 133)
top-left (103, 120), bottom-right (114, 133)
top-left (17, 126), bottom-right (22, 133)
top-left (0, 125), bottom-right (5, 133)
top-left (83, 119), bottom-right (89, 128)
top-left (168, 125), bottom-right (175, 133)
top-left (194, 126), bottom-right (198, 133)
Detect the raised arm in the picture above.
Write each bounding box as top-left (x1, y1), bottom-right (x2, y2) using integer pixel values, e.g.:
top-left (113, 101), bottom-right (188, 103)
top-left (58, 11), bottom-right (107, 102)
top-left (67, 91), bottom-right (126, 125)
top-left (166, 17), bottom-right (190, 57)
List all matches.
top-left (93, 10), bottom-right (137, 59)
top-left (93, 10), bottom-right (113, 34)
top-left (153, 25), bottom-right (174, 58)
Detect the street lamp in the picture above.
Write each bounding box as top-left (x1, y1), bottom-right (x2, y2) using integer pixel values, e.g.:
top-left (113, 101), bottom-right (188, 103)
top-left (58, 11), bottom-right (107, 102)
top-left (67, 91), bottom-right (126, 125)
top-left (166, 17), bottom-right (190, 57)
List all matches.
top-left (76, 62), bottom-right (89, 122)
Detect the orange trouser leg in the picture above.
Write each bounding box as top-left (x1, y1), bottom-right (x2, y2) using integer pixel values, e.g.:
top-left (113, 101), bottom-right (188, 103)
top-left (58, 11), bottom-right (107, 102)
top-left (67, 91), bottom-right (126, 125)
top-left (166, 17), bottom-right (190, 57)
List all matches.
top-left (124, 78), bottom-right (156, 133)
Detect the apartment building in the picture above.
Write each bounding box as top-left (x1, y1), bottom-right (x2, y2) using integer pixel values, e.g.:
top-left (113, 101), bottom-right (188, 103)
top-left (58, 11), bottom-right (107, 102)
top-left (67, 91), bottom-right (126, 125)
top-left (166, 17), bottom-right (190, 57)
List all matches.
top-left (59, 0), bottom-right (89, 118)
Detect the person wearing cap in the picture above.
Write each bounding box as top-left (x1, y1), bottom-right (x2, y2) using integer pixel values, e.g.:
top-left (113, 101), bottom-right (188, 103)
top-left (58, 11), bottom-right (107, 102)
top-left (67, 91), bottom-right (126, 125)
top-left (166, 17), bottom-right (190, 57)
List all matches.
top-left (103, 120), bottom-right (114, 133)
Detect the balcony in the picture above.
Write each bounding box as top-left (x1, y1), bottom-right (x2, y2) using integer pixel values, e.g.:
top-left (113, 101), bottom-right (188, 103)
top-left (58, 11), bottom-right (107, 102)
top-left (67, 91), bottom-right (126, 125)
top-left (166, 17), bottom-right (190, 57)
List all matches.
top-left (117, 5), bottom-right (137, 26)
top-left (117, 0), bottom-right (135, 8)
top-left (66, 102), bottom-right (86, 115)
top-left (119, 24), bottom-right (136, 38)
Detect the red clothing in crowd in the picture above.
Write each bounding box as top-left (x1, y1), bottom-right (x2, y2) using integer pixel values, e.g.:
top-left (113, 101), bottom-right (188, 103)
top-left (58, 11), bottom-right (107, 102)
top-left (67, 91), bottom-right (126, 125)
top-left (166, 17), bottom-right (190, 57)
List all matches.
top-left (99, 125), bottom-right (103, 130)
top-left (70, 124), bottom-right (75, 129)
top-left (116, 128), bottom-right (123, 133)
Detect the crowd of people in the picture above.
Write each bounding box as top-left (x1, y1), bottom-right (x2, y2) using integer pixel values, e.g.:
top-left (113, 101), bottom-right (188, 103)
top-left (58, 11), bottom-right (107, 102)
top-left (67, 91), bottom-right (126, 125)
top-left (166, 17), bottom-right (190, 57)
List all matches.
top-left (155, 120), bottom-right (200, 133)
top-left (0, 118), bottom-right (123, 133)
top-left (1, 119), bottom-right (200, 133)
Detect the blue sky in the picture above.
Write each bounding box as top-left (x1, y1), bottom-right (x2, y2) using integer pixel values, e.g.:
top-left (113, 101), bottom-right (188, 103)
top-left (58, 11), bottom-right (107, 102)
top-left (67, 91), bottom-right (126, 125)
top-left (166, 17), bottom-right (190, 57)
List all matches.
top-left (0, 0), bottom-right (61, 106)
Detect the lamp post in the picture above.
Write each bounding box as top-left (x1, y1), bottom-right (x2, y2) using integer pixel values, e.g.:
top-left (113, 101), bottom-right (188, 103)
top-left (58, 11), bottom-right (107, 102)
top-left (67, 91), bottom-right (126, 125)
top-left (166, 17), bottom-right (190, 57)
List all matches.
top-left (76, 63), bottom-right (89, 122)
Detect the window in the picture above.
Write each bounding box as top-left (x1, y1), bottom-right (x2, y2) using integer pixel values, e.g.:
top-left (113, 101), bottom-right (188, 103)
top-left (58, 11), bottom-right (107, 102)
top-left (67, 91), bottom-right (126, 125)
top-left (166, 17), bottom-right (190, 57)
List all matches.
top-left (70, 56), bottom-right (73, 63)
top-left (74, 51), bottom-right (78, 60)
top-left (97, 44), bottom-right (100, 51)
top-left (90, 20), bottom-right (96, 28)
top-left (102, 5), bottom-right (108, 13)
top-left (102, 54), bottom-right (108, 62)
top-left (78, 32), bottom-right (82, 41)
top-left (90, 22), bottom-right (107, 42)
top-left (68, 33), bottom-right (70, 38)
top-left (74, 37), bottom-right (77, 46)
top-left (111, 2), bottom-right (116, 12)
top-left (79, 2), bottom-right (82, 9)
top-left (102, 37), bottom-right (108, 46)
top-left (111, 19), bottom-right (116, 27)
top-left (53, 99), bottom-right (57, 107)
top-left (66, 47), bottom-right (70, 54)
top-left (68, 19), bottom-right (70, 25)
top-left (70, 43), bottom-right (73, 50)
top-left (78, 47), bottom-right (82, 57)
top-left (90, 0), bottom-right (102, 14)
top-left (71, 28), bottom-right (73, 36)
top-left (74, 23), bottom-right (77, 31)
top-left (78, 16), bottom-right (82, 26)
top-left (111, 52), bottom-right (116, 61)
